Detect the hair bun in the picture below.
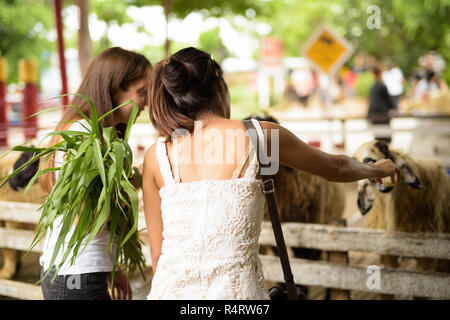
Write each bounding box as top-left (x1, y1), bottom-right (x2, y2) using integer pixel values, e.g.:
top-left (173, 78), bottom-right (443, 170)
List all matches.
top-left (149, 47), bottom-right (227, 128)
top-left (161, 57), bottom-right (193, 97)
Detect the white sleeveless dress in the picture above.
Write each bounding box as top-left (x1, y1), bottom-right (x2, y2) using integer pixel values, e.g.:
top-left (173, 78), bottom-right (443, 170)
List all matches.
top-left (147, 118), bottom-right (270, 300)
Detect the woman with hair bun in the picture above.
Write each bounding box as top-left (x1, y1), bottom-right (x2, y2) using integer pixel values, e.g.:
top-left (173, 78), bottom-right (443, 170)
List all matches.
top-left (142, 47), bottom-right (396, 300)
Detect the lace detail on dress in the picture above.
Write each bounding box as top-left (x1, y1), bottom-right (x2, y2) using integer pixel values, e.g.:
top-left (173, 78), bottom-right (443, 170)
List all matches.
top-left (148, 119), bottom-right (269, 300)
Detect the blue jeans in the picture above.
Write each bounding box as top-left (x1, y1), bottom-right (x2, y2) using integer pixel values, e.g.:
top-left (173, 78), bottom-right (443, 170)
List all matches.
top-left (40, 266), bottom-right (111, 300)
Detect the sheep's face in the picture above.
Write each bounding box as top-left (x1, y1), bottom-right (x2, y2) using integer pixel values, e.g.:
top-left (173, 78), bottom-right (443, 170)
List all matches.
top-left (353, 140), bottom-right (424, 215)
top-left (8, 150), bottom-right (40, 191)
top-left (357, 179), bottom-right (374, 215)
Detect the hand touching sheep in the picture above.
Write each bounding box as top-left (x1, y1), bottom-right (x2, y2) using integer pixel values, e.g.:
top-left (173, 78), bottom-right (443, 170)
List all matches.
top-left (372, 158), bottom-right (401, 186)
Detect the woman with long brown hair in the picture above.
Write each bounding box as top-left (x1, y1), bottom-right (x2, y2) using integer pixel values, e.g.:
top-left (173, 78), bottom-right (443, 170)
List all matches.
top-left (142, 47), bottom-right (396, 299)
top-left (38, 47), bottom-right (151, 300)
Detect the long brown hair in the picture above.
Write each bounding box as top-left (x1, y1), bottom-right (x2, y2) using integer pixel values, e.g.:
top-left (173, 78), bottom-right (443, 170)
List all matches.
top-left (39, 47), bottom-right (151, 193)
top-left (147, 47), bottom-right (229, 141)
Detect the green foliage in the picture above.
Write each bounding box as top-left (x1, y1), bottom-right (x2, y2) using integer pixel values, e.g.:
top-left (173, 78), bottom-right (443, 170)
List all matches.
top-left (92, 0), bottom-right (132, 51)
top-left (128, 0), bottom-right (263, 19)
top-left (140, 41), bottom-right (196, 62)
top-left (3, 0), bottom-right (449, 86)
top-left (229, 82), bottom-right (258, 119)
top-left (0, 0), bottom-right (54, 84)
top-left (259, 0), bottom-right (449, 83)
top-left (199, 27), bottom-right (229, 63)
top-left (0, 95), bottom-right (146, 285)
top-left (140, 44), bottom-right (166, 65)
top-left (354, 71), bottom-right (375, 98)
top-left (92, 0), bottom-right (132, 25)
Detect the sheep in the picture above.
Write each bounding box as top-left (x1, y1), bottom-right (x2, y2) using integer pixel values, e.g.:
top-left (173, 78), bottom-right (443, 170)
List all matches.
top-left (270, 167), bottom-right (346, 226)
top-left (244, 115), bottom-right (346, 298)
top-left (0, 149), bottom-right (46, 279)
top-left (244, 114), bottom-right (345, 224)
top-left (353, 140), bottom-right (450, 274)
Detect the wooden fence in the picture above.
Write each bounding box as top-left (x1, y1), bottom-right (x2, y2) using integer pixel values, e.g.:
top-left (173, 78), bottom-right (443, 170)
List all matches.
top-left (0, 201), bottom-right (449, 300)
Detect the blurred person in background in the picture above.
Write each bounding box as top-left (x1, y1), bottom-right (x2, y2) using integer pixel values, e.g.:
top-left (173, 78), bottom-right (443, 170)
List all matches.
top-left (382, 62), bottom-right (404, 110)
top-left (367, 55), bottom-right (378, 70)
top-left (290, 65), bottom-right (316, 107)
top-left (412, 52), bottom-right (448, 99)
top-left (367, 65), bottom-right (395, 143)
top-left (342, 67), bottom-right (357, 97)
top-left (353, 54), bottom-right (366, 74)
top-left (317, 72), bottom-right (330, 109)
top-left (414, 69), bottom-right (448, 100)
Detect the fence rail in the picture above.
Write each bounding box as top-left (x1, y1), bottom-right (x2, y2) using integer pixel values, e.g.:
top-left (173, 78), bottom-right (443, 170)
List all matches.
top-left (1, 201), bottom-right (449, 300)
top-left (259, 222), bottom-right (450, 260)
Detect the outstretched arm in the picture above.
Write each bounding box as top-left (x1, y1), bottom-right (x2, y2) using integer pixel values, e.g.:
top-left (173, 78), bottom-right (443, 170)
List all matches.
top-left (259, 121), bottom-right (396, 183)
top-left (142, 143), bottom-right (163, 274)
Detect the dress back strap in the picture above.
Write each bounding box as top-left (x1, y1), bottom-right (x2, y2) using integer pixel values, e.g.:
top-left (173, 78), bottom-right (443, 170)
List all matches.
top-left (156, 136), bottom-right (177, 185)
top-left (172, 136), bottom-right (181, 183)
top-left (242, 118), bottom-right (265, 179)
top-left (230, 142), bottom-right (252, 179)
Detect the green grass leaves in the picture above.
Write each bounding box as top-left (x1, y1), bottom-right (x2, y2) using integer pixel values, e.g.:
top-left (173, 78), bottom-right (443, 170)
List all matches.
top-left (0, 94), bottom-right (146, 284)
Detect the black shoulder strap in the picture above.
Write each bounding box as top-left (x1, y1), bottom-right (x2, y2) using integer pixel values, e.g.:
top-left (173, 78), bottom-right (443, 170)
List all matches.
top-left (243, 119), bottom-right (299, 300)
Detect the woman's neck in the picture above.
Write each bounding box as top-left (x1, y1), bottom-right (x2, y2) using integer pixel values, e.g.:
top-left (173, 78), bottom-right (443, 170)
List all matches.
top-left (195, 110), bottom-right (223, 124)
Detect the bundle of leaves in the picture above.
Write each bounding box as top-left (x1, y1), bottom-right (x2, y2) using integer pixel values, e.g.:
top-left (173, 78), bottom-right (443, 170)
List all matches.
top-left (0, 95), bottom-right (146, 284)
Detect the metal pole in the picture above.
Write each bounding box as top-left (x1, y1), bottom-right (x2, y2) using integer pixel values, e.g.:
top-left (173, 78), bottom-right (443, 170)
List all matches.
top-left (54, 0), bottom-right (69, 106)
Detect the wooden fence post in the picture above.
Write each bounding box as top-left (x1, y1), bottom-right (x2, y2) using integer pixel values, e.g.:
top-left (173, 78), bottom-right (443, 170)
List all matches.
top-left (325, 217), bottom-right (351, 300)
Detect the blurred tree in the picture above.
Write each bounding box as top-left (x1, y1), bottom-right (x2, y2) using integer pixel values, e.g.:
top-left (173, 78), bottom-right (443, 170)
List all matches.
top-left (391, 0), bottom-right (450, 83)
top-left (75, 0), bottom-right (92, 77)
top-left (0, 0), bottom-right (53, 84)
top-left (2, 0), bottom-right (448, 87)
top-left (258, 0), bottom-right (450, 84)
top-left (91, 0), bottom-right (132, 52)
top-left (198, 27), bottom-right (228, 63)
top-left (128, 0), bottom-right (263, 56)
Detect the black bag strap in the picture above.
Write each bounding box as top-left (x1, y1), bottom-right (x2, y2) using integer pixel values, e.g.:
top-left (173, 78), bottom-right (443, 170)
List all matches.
top-left (243, 119), bottom-right (299, 300)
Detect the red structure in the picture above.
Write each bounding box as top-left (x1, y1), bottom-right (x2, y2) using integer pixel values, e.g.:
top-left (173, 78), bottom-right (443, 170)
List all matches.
top-left (22, 84), bottom-right (39, 140)
top-left (260, 37), bottom-right (284, 67)
top-left (0, 1), bottom-right (69, 144)
top-left (20, 59), bottom-right (39, 140)
top-left (308, 140), bottom-right (321, 148)
top-left (0, 57), bottom-right (8, 147)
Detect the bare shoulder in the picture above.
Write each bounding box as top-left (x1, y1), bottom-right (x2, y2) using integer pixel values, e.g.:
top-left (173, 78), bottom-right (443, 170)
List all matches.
top-left (258, 120), bottom-right (279, 130)
top-left (257, 120), bottom-right (281, 143)
top-left (223, 118), bottom-right (278, 132)
top-left (144, 141), bottom-right (166, 189)
top-left (143, 142), bottom-right (158, 173)
top-left (221, 118), bottom-right (247, 128)
top-left (215, 118), bottom-right (249, 136)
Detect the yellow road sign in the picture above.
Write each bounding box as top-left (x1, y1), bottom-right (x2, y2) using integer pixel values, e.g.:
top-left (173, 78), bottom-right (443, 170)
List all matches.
top-left (302, 25), bottom-right (354, 75)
